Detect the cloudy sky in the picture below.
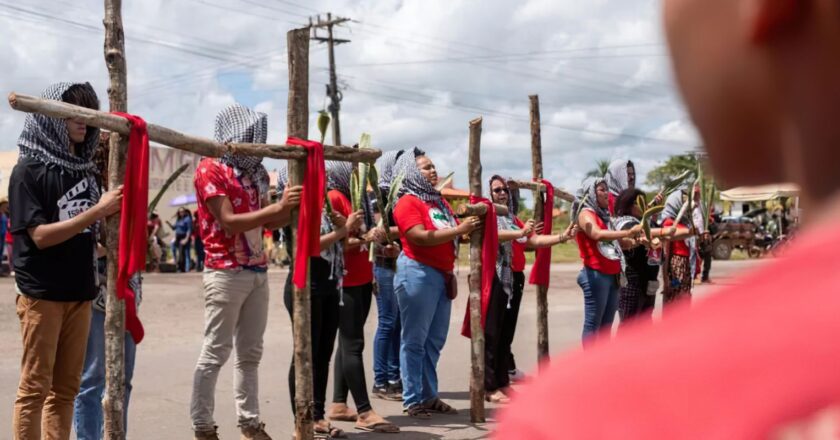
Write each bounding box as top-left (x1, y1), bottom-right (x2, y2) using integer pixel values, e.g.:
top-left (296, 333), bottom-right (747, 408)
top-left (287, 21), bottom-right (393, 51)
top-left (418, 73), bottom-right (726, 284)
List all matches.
top-left (0, 0), bottom-right (700, 197)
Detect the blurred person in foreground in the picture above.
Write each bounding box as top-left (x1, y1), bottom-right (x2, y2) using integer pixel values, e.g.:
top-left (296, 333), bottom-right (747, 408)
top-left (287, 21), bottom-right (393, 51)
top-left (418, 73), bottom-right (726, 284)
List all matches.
top-left (495, 0), bottom-right (840, 438)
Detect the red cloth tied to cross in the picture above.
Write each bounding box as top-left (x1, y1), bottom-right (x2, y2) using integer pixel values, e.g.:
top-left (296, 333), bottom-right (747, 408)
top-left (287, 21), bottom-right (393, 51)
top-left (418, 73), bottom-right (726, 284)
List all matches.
top-left (461, 196), bottom-right (498, 338)
top-left (285, 137), bottom-right (325, 289)
top-left (529, 179), bottom-right (554, 287)
top-left (112, 112), bottom-right (147, 344)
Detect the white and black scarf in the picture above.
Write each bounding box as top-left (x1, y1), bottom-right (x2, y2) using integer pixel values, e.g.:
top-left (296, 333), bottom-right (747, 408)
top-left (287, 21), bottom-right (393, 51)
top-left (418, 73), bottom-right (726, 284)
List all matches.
top-left (606, 159), bottom-right (633, 197)
top-left (214, 104), bottom-right (270, 195)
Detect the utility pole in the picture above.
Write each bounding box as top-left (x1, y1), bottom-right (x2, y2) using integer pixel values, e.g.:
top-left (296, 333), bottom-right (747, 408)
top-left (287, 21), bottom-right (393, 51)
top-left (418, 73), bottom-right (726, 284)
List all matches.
top-left (309, 13), bottom-right (350, 146)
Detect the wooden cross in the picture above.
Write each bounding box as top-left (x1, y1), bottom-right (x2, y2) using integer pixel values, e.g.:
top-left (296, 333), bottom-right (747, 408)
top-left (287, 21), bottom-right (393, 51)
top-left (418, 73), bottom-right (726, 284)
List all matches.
top-left (7, 9), bottom-right (379, 439)
top-left (529, 94), bottom-right (551, 365)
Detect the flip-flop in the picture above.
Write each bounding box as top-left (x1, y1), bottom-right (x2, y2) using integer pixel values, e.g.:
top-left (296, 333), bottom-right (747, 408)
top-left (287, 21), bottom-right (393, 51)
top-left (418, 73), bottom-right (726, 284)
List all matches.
top-left (356, 422), bottom-right (400, 433)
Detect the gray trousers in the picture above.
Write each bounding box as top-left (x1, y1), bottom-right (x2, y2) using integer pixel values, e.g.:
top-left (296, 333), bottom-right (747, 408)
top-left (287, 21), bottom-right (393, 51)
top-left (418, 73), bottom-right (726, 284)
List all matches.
top-left (190, 269), bottom-right (269, 431)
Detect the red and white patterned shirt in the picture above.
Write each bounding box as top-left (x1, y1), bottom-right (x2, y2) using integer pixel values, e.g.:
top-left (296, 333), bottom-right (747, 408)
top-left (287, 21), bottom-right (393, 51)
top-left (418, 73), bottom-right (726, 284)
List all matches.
top-left (194, 158), bottom-right (267, 270)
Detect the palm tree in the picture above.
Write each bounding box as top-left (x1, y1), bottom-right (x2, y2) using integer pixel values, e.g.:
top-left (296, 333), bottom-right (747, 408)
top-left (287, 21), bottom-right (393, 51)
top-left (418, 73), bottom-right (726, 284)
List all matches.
top-left (585, 159), bottom-right (611, 178)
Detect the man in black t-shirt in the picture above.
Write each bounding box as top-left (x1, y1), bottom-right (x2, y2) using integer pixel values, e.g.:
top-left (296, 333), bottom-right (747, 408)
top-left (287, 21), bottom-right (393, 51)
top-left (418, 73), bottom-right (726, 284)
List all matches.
top-left (9, 82), bottom-right (122, 440)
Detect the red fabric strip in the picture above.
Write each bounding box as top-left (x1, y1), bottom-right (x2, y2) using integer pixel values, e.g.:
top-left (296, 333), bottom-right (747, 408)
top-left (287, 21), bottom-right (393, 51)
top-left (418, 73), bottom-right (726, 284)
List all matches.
top-left (529, 179), bottom-right (554, 286)
top-left (462, 196), bottom-right (498, 338)
top-left (111, 112), bottom-right (147, 344)
top-left (285, 137), bottom-right (325, 289)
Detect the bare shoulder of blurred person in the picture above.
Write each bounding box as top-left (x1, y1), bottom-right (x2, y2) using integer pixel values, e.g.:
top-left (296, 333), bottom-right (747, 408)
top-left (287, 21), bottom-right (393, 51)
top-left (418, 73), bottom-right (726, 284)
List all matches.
top-left (495, 1), bottom-right (840, 438)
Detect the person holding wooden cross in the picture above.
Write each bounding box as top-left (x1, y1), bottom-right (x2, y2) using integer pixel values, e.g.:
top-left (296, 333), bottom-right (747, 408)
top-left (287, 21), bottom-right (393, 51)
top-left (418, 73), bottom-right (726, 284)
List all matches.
top-left (277, 165), bottom-right (365, 439)
top-left (487, 176), bottom-right (577, 396)
top-left (190, 104), bottom-right (302, 440)
top-left (392, 147), bottom-right (481, 418)
top-left (323, 161), bottom-right (399, 434)
top-left (573, 178), bottom-right (642, 343)
top-left (10, 82), bottom-right (124, 440)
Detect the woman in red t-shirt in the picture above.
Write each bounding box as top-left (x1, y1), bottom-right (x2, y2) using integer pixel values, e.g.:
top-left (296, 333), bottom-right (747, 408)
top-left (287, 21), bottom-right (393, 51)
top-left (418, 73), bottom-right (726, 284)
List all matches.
top-left (661, 188), bottom-right (698, 308)
top-left (392, 148), bottom-right (480, 418)
top-left (485, 176), bottom-right (577, 402)
top-left (575, 178), bottom-right (641, 343)
top-left (322, 162), bottom-right (399, 433)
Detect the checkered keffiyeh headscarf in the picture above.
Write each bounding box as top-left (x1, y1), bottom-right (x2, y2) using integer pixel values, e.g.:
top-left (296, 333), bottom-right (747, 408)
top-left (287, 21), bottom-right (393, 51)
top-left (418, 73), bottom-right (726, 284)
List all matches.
top-left (326, 160), bottom-right (374, 230)
top-left (18, 82), bottom-right (101, 180)
top-left (663, 190), bottom-right (692, 227)
top-left (326, 161), bottom-right (353, 199)
top-left (606, 159), bottom-right (633, 197)
top-left (393, 147), bottom-right (442, 204)
top-left (580, 177), bottom-right (612, 227)
top-left (376, 149), bottom-right (405, 194)
top-left (215, 104), bottom-right (270, 195)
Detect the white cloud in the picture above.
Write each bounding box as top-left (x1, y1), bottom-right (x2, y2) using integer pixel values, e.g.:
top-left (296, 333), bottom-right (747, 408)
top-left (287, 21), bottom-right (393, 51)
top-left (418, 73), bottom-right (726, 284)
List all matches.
top-left (0, 0), bottom-right (697, 196)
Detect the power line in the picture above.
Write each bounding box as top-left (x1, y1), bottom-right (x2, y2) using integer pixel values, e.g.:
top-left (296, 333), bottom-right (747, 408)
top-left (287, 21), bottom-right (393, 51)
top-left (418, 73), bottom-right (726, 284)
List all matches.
top-left (343, 84), bottom-right (689, 146)
top-left (309, 12), bottom-right (351, 146)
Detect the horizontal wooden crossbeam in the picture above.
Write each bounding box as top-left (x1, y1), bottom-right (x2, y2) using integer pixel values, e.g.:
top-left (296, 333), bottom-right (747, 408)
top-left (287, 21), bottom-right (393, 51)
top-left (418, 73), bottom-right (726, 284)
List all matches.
top-left (7, 92), bottom-right (381, 163)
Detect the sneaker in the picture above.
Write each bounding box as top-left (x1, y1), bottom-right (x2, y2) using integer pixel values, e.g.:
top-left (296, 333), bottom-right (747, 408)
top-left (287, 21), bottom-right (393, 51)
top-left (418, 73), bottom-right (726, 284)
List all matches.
top-left (389, 380), bottom-right (403, 395)
top-left (240, 422), bottom-right (272, 440)
top-left (508, 368), bottom-right (527, 383)
top-left (194, 426), bottom-right (220, 440)
top-left (385, 382), bottom-right (403, 401)
top-left (372, 383), bottom-right (391, 400)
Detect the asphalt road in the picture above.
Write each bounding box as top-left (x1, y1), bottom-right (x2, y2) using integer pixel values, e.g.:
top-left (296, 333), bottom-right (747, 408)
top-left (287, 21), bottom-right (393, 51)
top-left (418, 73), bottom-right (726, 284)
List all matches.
top-left (0, 260), bottom-right (761, 439)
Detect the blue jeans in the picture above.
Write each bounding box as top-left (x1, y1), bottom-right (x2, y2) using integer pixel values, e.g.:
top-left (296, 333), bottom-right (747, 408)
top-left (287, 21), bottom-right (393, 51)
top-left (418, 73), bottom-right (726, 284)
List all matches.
top-left (73, 308), bottom-right (136, 440)
top-left (373, 265), bottom-right (401, 386)
top-left (394, 254), bottom-right (451, 408)
top-left (577, 267), bottom-right (619, 342)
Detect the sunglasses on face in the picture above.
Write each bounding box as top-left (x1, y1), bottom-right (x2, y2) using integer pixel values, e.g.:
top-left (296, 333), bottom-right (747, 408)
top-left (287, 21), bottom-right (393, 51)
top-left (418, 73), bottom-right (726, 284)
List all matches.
top-left (492, 188), bottom-right (509, 194)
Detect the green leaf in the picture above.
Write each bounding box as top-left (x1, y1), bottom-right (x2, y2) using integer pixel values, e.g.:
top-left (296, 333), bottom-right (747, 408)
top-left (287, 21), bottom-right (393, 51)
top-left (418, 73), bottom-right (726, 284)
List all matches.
top-left (386, 173), bottom-right (405, 213)
top-left (351, 171), bottom-right (361, 212)
top-left (358, 132), bottom-right (372, 150)
top-left (317, 110), bottom-right (330, 144)
top-left (148, 163), bottom-right (190, 215)
top-left (641, 205), bottom-right (665, 241)
top-left (660, 169), bottom-right (693, 198)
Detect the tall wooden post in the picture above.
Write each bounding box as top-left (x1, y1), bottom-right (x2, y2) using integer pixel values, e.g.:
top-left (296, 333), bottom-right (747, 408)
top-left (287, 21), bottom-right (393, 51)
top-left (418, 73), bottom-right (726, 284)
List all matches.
top-left (103, 0), bottom-right (128, 438)
top-left (529, 94), bottom-right (550, 365)
top-left (287, 28), bottom-right (315, 440)
top-left (467, 117), bottom-right (486, 423)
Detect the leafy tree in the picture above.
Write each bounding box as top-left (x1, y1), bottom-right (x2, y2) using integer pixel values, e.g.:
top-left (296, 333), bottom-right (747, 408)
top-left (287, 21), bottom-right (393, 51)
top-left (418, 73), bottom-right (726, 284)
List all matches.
top-left (644, 154), bottom-right (700, 189)
top-left (585, 159), bottom-right (611, 178)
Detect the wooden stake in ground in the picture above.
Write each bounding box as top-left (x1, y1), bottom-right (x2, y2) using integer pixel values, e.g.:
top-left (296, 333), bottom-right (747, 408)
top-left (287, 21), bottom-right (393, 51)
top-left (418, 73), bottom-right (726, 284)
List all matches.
top-left (103, 0), bottom-right (128, 438)
top-left (529, 94), bottom-right (551, 365)
top-left (287, 27), bottom-right (315, 440)
top-left (466, 117), bottom-right (486, 423)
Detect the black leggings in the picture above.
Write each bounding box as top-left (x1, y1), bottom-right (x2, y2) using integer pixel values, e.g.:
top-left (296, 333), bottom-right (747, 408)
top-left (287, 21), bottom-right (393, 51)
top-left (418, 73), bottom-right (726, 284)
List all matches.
top-left (502, 272), bottom-right (525, 372)
top-left (332, 283), bottom-right (373, 414)
top-left (484, 276), bottom-right (511, 392)
top-left (284, 275), bottom-right (340, 421)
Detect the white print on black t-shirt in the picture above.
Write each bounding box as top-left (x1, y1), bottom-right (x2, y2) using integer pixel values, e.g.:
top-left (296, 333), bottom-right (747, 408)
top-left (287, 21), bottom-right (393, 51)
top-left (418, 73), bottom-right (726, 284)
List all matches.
top-left (428, 207), bottom-right (455, 230)
top-left (57, 179), bottom-right (94, 230)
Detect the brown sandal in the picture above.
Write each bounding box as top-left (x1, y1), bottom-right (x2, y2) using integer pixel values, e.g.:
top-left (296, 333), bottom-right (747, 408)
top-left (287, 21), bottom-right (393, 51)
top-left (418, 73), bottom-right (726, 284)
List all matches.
top-left (404, 404), bottom-right (432, 419)
top-left (356, 422), bottom-right (400, 433)
top-left (422, 398), bottom-right (458, 414)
